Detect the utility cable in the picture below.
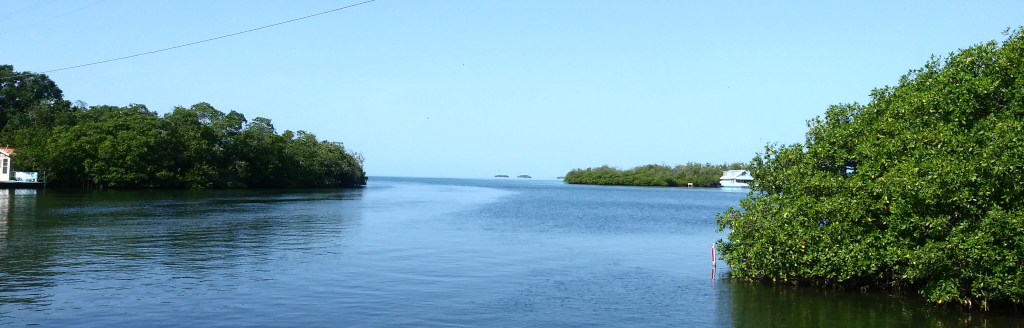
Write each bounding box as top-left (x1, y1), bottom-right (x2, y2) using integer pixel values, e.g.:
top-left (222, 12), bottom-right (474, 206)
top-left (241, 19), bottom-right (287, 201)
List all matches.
top-left (1, 0), bottom-right (376, 80)
top-left (0, 0), bottom-right (62, 21)
top-left (0, 0), bottom-right (109, 36)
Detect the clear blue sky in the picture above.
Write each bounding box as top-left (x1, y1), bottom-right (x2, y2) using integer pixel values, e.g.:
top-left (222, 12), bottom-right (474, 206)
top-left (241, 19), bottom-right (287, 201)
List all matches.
top-left (2, 0), bottom-right (1022, 179)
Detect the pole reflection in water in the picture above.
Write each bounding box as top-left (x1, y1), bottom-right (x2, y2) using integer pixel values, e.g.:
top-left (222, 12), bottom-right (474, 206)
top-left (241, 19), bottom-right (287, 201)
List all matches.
top-left (0, 189), bottom-right (33, 254)
top-left (0, 188), bottom-right (42, 306)
top-left (0, 189), bottom-right (9, 254)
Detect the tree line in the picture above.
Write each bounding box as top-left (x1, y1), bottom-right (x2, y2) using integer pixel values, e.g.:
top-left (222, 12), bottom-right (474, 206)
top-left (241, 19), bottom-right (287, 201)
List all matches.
top-left (716, 28), bottom-right (1024, 309)
top-left (0, 65), bottom-right (366, 189)
top-left (563, 162), bottom-right (749, 187)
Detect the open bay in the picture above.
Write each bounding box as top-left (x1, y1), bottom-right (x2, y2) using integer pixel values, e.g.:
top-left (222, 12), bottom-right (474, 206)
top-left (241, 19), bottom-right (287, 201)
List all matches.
top-left (0, 177), bottom-right (1019, 327)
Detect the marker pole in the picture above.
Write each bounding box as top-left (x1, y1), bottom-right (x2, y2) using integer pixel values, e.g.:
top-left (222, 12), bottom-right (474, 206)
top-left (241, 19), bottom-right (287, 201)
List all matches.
top-left (711, 243), bottom-right (717, 282)
top-left (712, 243), bottom-right (716, 267)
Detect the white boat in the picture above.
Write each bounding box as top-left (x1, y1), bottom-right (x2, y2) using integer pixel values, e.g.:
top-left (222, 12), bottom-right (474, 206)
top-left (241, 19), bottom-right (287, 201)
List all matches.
top-left (719, 170), bottom-right (753, 188)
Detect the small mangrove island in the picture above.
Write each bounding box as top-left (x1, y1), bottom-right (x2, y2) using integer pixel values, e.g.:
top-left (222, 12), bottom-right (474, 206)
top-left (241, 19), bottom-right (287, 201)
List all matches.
top-left (0, 65), bottom-right (366, 189)
top-left (716, 28), bottom-right (1024, 310)
top-left (563, 163), bottom-right (749, 187)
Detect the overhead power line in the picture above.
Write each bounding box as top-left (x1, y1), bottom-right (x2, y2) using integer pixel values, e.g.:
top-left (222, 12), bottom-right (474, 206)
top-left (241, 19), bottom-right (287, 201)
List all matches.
top-left (0, 0), bottom-right (109, 36)
top-left (2, 0), bottom-right (376, 80)
top-left (0, 0), bottom-right (62, 21)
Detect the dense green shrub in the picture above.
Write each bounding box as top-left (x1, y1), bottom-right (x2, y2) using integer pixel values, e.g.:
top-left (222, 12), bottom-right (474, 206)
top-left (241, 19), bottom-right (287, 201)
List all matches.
top-left (564, 162), bottom-right (747, 187)
top-left (0, 65), bottom-right (366, 189)
top-left (716, 28), bottom-right (1024, 309)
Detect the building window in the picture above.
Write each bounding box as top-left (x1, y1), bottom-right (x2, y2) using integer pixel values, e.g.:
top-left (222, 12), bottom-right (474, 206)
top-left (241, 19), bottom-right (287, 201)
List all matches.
top-left (2, 158), bottom-right (7, 174)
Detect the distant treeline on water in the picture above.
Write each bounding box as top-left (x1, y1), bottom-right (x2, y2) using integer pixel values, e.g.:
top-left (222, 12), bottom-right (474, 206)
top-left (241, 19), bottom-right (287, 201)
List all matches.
top-left (0, 65), bottom-right (367, 189)
top-left (563, 162), bottom-right (749, 187)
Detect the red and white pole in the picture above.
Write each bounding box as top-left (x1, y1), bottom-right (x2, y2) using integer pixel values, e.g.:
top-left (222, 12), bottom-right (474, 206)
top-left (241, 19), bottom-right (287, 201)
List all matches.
top-left (712, 244), bottom-right (716, 266)
top-left (711, 243), bottom-right (717, 282)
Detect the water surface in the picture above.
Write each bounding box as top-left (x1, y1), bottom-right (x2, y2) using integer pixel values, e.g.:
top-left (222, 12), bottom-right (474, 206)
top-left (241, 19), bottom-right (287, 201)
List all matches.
top-left (0, 177), bottom-right (1020, 327)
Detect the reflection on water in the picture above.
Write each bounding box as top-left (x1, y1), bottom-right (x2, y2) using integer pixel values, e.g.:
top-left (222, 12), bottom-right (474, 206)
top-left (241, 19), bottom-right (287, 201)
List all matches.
top-left (0, 188), bottom-right (362, 310)
top-left (0, 190), bottom-right (10, 254)
top-left (726, 283), bottom-right (1024, 328)
top-left (0, 189), bottom-right (40, 305)
top-left (0, 189), bottom-right (36, 250)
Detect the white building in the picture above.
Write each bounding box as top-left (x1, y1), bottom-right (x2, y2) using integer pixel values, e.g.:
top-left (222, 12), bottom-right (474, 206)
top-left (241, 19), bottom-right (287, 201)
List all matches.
top-left (719, 170), bottom-right (753, 188)
top-left (0, 147), bottom-right (12, 182)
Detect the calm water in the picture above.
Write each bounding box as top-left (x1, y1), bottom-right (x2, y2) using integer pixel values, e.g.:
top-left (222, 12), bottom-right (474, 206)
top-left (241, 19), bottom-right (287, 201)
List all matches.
top-left (0, 177), bottom-right (1021, 327)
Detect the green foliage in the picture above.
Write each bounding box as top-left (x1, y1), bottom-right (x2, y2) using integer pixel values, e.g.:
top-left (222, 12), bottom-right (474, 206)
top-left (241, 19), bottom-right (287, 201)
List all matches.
top-left (0, 66), bottom-right (366, 189)
top-left (0, 65), bottom-right (63, 134)
top-left (563, 162), bottom-right (748, 187)
top-left (716, 28), bottom-right (1024, 309)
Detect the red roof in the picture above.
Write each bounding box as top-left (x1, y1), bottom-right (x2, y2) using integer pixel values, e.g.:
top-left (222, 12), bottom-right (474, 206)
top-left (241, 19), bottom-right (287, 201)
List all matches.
top-left (0, 147), bottom-right (14, 156)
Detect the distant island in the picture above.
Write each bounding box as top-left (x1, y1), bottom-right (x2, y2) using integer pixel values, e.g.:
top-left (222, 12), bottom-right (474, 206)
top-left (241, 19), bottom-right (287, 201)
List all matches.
top-left (517, 175), bottom-right (531, 178)
top-left (494, 174), bottom-right (509, 178)
top-left (563, 163), bottom-right (748, 187)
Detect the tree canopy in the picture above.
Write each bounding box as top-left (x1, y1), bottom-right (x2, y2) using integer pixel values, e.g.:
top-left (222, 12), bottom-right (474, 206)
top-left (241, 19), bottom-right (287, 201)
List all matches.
top-left (0, 65), bottom-right (63, 134)
top-left (0, 65), bottom-right (366, 189)
top-left (716, 28), bottom-right (1024, 309)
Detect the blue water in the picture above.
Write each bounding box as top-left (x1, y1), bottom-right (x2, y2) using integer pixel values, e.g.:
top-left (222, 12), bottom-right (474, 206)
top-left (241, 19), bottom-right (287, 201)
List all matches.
top-left (0, 177), bottom-right (1019, 327)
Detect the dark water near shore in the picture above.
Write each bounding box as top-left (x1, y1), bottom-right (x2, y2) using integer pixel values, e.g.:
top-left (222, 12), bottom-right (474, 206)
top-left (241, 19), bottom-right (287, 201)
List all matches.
top-left (0, 177), bottom-right (1021, 327)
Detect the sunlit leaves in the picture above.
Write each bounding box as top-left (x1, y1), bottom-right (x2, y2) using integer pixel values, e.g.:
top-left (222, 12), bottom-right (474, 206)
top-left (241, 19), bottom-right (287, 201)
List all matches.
top-left (717, 27), bottom-right (1024, 308)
